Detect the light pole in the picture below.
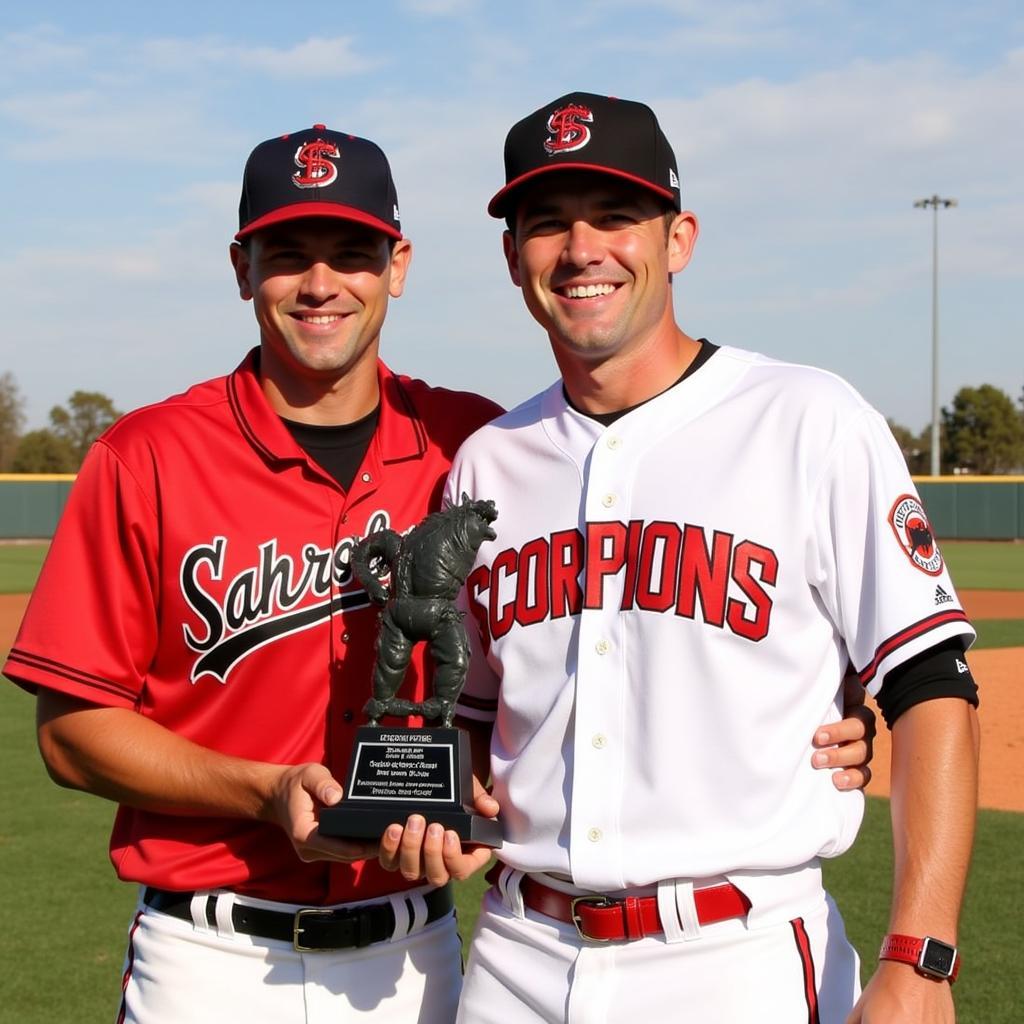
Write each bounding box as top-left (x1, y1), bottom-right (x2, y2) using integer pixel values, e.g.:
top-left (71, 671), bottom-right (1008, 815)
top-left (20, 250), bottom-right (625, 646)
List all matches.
top-left (914, 194), bottom-right (957, 476)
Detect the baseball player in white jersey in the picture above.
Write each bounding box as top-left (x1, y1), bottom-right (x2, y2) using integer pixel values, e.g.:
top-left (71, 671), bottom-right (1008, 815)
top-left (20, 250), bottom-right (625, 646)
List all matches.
top-left (433, 94), bottom-right (979, 1023)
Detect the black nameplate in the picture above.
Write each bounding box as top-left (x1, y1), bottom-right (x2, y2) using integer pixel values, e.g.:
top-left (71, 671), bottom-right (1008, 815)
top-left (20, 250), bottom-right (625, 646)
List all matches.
top-left (319, 726), bottom-right (502, 847)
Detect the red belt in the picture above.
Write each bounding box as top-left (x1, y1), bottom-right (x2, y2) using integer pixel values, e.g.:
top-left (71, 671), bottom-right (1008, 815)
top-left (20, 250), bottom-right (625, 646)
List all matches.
top-left (488, 866), bottom-right (751, 942)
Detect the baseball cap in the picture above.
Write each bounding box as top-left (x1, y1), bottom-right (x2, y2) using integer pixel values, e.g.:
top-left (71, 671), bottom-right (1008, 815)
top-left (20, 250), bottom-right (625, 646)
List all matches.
top-left (488, 92), bottom-right (681, 219)
top-left (236, 124), bottom-right (402, 241)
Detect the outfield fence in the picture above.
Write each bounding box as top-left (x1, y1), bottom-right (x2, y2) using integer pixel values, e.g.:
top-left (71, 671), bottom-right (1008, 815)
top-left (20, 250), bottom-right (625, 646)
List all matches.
top-left (2, 474), bottom-right (1023, 541)
top-left (0, 475), bottom-right (76, 540)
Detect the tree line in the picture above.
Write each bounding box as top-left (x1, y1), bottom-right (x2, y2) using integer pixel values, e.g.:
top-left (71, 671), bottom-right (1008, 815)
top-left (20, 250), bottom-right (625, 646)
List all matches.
top-left (1, 371), bottom-right (1022, 475)
top-left (888, 383), bottom-right (1024, 475)
top-left (0, 372), bottom-right (121, 473)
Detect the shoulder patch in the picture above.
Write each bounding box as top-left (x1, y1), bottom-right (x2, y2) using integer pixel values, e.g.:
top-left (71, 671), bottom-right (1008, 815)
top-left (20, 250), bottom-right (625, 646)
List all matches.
top-left (888, 494), bottom-right (943, 576)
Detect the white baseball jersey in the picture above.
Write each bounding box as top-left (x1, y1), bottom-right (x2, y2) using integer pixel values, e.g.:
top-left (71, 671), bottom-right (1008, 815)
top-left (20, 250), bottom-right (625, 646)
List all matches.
top-left (448, 345), bottom-right (974, 892)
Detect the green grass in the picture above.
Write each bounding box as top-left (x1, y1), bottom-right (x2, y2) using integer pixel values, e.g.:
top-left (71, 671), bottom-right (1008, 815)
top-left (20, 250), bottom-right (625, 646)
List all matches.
top-left (972, 618), bottom-right (1024, 649)
top-left (0, 683), bottom-right (136, 1023)
top-left (823, 797), bottom-right (1022, 1023)
top-left (1, 672), bottom-right (1019, 1023)
top-left (943, 541), bottom-right (1024, 591)
top-left (0, 542), bottom-right (48, 594)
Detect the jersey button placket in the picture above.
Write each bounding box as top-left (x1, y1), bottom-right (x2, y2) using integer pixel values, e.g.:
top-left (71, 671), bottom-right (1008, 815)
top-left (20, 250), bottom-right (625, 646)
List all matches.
top-left (572, 434), bottom-right (629, 888)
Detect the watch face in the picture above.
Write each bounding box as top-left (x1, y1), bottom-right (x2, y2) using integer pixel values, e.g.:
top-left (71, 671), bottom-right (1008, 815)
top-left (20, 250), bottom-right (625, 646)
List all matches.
top-left (920, 938), bottom-right (957, 978)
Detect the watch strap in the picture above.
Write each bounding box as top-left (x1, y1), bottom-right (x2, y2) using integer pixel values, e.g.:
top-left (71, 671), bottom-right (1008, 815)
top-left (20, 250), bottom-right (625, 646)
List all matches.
top-left (879, 933), bottom-right (960, 982)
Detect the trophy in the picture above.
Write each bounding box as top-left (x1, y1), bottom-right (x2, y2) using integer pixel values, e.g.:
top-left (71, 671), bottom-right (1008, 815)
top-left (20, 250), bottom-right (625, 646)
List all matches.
top-left (318, 495), bottom-right (502, 847)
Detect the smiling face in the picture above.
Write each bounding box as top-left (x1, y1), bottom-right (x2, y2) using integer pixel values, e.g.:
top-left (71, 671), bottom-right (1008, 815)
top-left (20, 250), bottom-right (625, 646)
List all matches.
top-left (504, 172), bottom-right (697, 368)
top-left (230, 218), bottom-right (411, 392)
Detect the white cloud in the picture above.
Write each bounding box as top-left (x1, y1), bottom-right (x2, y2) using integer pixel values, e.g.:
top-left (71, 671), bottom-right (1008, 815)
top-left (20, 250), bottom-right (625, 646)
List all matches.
top-left (0, 24), bottom-right (89, 76)
top-left (1, 21), bottom-right (1020, 434)
top-left (140, 35), bottom-right (383, 78)
top-left (401, 0), bottom-right (481, 15)
top-left (0, 87), bottom-right (225, 162)
top-left (0, 29), bottom-right (383, 162)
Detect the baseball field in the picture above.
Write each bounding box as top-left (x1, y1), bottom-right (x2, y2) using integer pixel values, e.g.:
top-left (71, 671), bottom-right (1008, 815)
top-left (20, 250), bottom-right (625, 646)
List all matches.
top-left (0, 541), bottom-right (1021, 1022)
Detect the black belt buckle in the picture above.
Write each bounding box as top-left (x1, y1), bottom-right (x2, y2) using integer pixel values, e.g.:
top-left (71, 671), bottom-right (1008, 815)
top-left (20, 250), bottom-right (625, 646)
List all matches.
top-left (292, 906), bottom-right (376, 952)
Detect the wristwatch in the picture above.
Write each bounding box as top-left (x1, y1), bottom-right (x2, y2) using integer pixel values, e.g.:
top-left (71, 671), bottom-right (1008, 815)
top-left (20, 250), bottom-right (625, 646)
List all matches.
top-left (879, 933), bottom-right (960, 982)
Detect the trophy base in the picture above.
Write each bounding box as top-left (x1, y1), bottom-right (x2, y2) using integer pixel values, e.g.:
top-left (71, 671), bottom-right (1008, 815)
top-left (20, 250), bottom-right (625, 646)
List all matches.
top-left (321, 725), bottom-right (502, 847)
top-left (319, 803), bottom-right (502, 847)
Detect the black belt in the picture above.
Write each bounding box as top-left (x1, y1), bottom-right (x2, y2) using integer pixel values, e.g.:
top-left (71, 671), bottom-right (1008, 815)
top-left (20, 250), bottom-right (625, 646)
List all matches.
top-left (142, 884), bottom-right (453, 952)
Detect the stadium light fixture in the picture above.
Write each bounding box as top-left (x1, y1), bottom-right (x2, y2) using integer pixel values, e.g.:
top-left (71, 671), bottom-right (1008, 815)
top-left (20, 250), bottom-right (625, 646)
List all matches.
top-left (914, 194), bottom-right (958, 477)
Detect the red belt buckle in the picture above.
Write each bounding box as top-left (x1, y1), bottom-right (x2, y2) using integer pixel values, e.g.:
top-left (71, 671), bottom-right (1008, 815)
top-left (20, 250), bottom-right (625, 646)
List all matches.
top-left (570, 894), bottom-right (616, 942)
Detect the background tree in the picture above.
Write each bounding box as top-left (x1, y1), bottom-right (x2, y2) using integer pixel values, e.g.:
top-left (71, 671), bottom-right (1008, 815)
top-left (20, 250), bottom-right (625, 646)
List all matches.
top-left (49, 390), bottom-right (121, 468)
top-left (0, 371), bottom-right (26, 471)
top-left (12, 429), bottom-right (76, 473)
top-left (886, 418), bottom-right (930, 475)
top-left (942, 384), bottom-right (1024, 474)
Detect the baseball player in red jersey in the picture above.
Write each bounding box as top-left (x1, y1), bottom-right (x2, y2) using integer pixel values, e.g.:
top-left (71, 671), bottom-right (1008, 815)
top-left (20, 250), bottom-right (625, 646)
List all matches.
top-left (2, 125), bottom-right (500, 1023)
top-left (434, 94), bottom-right (979, 1023)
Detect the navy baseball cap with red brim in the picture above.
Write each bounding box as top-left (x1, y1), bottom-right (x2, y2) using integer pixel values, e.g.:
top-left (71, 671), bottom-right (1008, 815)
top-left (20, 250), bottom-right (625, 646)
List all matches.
top-left (236, 124), bottom-right (402, 241)
top-left (489, 92), bottom-right (681, 219)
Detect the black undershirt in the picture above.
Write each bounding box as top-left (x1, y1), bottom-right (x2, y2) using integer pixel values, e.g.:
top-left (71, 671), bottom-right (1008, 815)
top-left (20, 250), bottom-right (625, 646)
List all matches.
top-left (567, 337), bottom-right (978, 725)
top-left (566, 338), bottom-right (719, 425)
top-left (282, 403), bottom-right (381, 492)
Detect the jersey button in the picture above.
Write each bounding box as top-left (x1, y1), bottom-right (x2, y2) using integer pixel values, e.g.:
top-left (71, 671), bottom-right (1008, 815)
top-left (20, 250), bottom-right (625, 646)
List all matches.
top-left (601, 493), bottom-right (617, 508)
top-left (587, 827), bottom-right (603, 843)
top-left (341, 632), bottom-right (351, 643)
top-left (342, 709), bottom-right (354, 723)
top-left (591, 733), bottom-right (607, 749)
top-left (595, 639), bottom-right (610, 655)
top-left (606, 435), bottom-right (622, 450)
top-left (361, 472), bottom-right (372, 483)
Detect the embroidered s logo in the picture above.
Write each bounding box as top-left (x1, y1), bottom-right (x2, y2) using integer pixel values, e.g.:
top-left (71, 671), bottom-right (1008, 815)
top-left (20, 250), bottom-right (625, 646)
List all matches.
top-left (544, 104), bottom-right (594, 155)
top-left (293, 140), bottom-right (340, 189)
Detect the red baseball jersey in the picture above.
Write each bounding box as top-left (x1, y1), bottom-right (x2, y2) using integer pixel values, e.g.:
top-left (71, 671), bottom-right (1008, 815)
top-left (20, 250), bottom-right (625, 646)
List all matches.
top-left (4, 350), bottom-right (500, 904)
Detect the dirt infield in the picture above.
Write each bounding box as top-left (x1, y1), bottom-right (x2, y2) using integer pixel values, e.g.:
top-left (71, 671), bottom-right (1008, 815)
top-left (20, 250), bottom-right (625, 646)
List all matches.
top-left (1, 593), bottom-right (1020, 812)
top-left (959, 589), bottom-right (1024, 619)
top-left (864, 646), bottom-right (1023, 812)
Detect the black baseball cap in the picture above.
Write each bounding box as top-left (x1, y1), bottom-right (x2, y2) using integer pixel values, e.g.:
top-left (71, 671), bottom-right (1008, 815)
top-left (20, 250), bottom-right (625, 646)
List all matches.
top-left (488, 92), bottom-right (681, 219)
top-left (236, 124), bottom-right (402, 241)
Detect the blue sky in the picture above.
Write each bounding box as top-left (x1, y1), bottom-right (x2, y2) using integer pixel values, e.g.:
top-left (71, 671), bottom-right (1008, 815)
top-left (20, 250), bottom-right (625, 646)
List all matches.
top-left (2, 1), bottom-right (1021, 432)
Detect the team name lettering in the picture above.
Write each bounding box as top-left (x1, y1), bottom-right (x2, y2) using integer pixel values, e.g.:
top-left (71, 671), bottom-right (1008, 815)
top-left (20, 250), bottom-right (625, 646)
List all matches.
top-left (180, 511), bottom-right (390, 682)
top-left (467, 521), bottom-right (778, 645)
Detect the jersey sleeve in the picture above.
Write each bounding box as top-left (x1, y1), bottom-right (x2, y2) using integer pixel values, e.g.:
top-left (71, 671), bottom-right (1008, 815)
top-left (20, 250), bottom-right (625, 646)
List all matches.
top-left (808, 409), bottom-right (974, 697)
top-left (444, 452), bottom-right (500, 723)
top-left (3, 441), bottom-right (160, 708)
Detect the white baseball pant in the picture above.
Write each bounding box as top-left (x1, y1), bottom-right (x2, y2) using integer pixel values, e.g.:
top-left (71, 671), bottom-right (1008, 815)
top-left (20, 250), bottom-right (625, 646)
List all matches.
top-left (118, 886), bottom-right (463, 1024)
top-left (457, 867), bottom-right (860, 1024)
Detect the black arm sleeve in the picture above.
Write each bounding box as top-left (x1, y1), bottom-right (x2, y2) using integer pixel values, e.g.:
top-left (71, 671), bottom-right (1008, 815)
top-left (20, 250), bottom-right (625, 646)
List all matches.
top-left (874, 637), bottom-right (979, 729)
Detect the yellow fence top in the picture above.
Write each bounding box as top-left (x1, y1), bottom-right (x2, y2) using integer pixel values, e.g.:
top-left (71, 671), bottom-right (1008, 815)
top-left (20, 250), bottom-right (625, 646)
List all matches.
top-left (0, 474), bottom-right (77, 482)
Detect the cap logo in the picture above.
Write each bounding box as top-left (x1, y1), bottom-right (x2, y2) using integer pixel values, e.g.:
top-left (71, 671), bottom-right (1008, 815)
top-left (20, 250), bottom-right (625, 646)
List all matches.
top-left (292, 139), bottom-right (340, 189)
top-left (544, 104), bottom-right (593, 155)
